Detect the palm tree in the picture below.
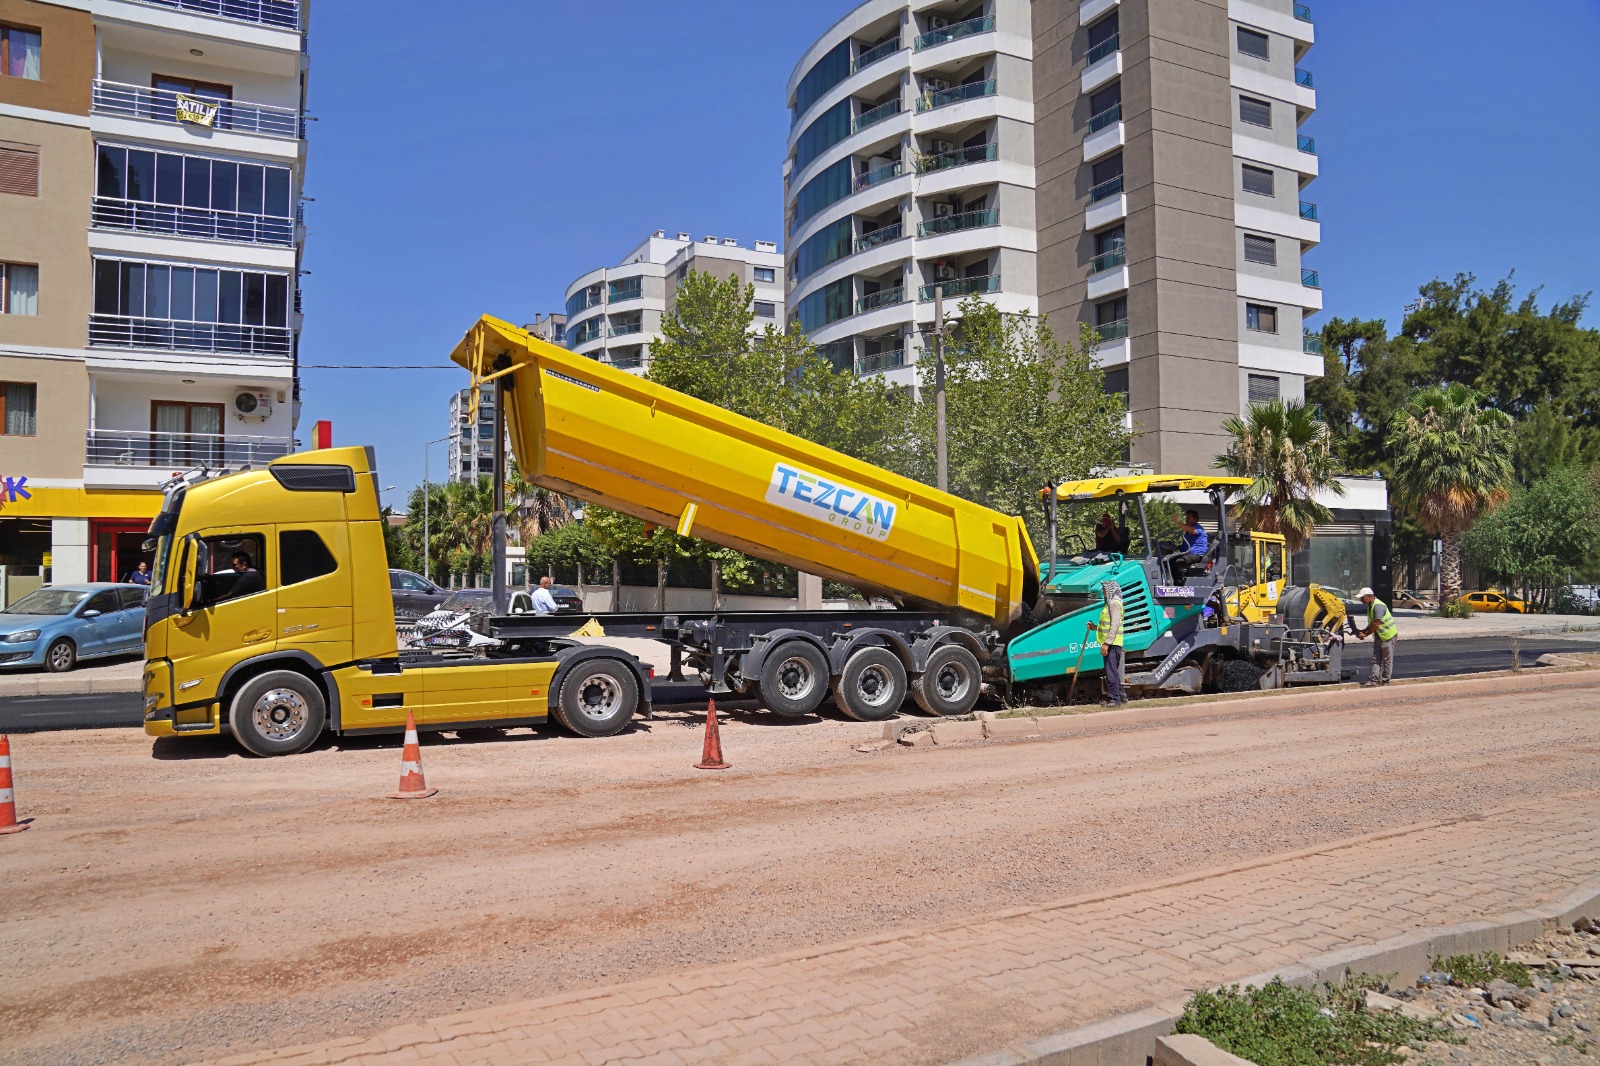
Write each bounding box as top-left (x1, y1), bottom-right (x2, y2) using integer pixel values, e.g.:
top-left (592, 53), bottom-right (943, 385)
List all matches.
top-left (1385, 383), bottom-right (1515, 601)
top-left (506, 461), bottom-right (571, 549)
top-left (1214, 399), bottom-right (1343, 553)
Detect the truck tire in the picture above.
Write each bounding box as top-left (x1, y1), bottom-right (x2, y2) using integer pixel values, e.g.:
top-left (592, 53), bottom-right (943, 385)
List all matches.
top-left (910, 644), bottom-right (982, 717)
top-left (1220, 659), bottom-right (1264, 693)
top-left (833, 646), bottom-right (908, 722)
top-left (553, 660), bottom-right (638, 738)
top-left (757, 641), bottom-right (829, 718)
top-left (228, 670), bottom-right (327, 757)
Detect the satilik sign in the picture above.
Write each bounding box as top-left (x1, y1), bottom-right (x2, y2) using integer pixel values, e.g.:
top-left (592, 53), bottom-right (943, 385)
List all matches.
top-left (175, 93), bottom-right (220, 127)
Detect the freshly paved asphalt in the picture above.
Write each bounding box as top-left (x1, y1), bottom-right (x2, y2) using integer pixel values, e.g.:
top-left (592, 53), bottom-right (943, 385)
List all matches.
top-left (3, 635), bottom-right (1597, 734)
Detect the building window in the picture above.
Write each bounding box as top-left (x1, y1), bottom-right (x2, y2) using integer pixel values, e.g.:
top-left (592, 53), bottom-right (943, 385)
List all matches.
top-left (793, 98), bottom-right (852, 173)
top-left (1236, 27), bottom-right (1270, 61)
top-left (754, 267), bottom-right (776, 283)
top-left (1, 24), bottom-right (41, 81)
top-left (1242, 164), bottom-right (1275, 197)
top-left (0, 142), bottom-right (39, 197)
top-left (1, 382), bottom-right (36, 436)
top-left (151, 401), bottom-right (224, 466)
top-left (1096, 297), bottom-right (1127, 325)
top-left (1243, 234), bottom-right (1278, 266)
top-left (92, 259), bottom-right (291, 354)
top-left (1086, 12), bottom-right (1119, 55)
top-left (1248, 374), bottom-right (1280, 404)
top-left (1, 262), bottom-right (38, 315)
top-left (791, 278), bottom-right (853, 334)
top-left (1246, 303), bottom-right (1279, 334)
top-left (1239, 96), bottom-right (1273, 128)
top-left (790, 157), bottom-right (853, 236)
top-left (755, 301), bottom-right (777, 318)
top-left (94, 145), bottom-right (294, 241)
top-left (792, 39), bottom-right (850, 124)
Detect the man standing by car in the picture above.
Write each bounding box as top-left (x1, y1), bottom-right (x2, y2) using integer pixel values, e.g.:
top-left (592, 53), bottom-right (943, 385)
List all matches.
top-left (531, 575), bottom-right (559, 615)
top-left (1354, 587), bottom-right (1399, 686)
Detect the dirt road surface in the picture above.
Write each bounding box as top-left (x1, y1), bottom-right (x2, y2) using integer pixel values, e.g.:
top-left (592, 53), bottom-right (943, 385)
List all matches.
top-left (4, 677), bottom-right (1598, 1065)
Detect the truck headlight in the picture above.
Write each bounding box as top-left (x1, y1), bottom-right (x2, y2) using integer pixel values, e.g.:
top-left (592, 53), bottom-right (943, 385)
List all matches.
top-left (3, 630), bottom-right (40, 644)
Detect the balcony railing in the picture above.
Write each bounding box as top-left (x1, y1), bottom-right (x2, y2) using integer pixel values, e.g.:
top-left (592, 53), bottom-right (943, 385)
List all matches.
top-left (914, 15), bottom-right (995, 51)
top-left (1088, 103), bottom-right (1122, 133)
top-left (854, 160), bottom-right (903, 191)
top-left (91, 80), bottom-right (299, 139)
top-left (1095, 319), bottom-right (1130, 342)
top-left (1090, 247), bottom-right (1127, 274)
top-left (1298, 134), bottom-right (1317, 155)
top-left (1295, 68), bottom-right (1315, 88)
top-left (609, 323), bottom-right (643, 338)
top-left (853, 99), bottom-right (902, 132)
top-left (609, 353), bottom-right (644, 370)
top-left (1087, 34), bottom-right (1120, 65)
top-left (607, 284), bottom-right (643, 303)
top-left (857, 349), bottom-right (907, 375)
top-left (919, 274), bottom-right (1000, 301)
top-left (855, 223), bottom-right (905, 253)
top-left (1303, 332), bottom-right (1323, 355)
top-left (1090, 175), bottom-right (1125, 203)
top-left (91, 197), bottom-right (295, 246)
top-left (570, 323), bottom-right (603, 345)
top-left (576, 291), bottom-right (604, 311)
top-left (917, 207), bottom-right (999, 238)
top-left (88, 315), bottom-right (292, 356)
top-left (126, 0), bottom-right (300, 28)
top-left (87, 428), bottom-right (293, 470)
top-left (854, 37), bottom-right (902, 72)
top-left (1299, 201), bottom-right (1319, 222)
top-left (915, 142), bottom-right (997, 174)
top-left (1302, 269), bottom-right (1321, 289)
top-left (916, 79), bottom-right (997, 112)
top-left (856, 287), bottom-right (907, 314)
top-left (1294, 3), bottom-right (1312, 21)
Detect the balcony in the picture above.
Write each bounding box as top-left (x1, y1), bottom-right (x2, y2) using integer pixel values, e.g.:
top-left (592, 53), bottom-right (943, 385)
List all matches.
top-left (857, 349), bottom-right (907, 375)
top-left (609, 323), bottom-right (643, 338)
top-left (855, 223), bottom-right (905, 253)
top-left (853, 38), bottom-right (902, 73)
top-left (916, 79), bottom-right (997, 113)
top-left (1090, 247), bottom-right (1127, 275)
top-left (87, 428), bottom-right (293, 470)
top-left (917, 207), bottom-right (1000, 238)
top-left (1298, 134), bottom-right (1317, 155)
top-left (92, 80), bottom-right (299, 139)
top-left (1303, 332), bottom-right (1323, 355)
top-left (1095, 319), bottom-right (1130, 342)
top-left (1090, 175), bottom-right (1125, 203)
top-left (575, 290), bottom-right (604, 312)
top-left (609, 353), bottom-right (644, 371)
top-left (91, 197), bottom-right (294, 246)
top-left (856, 287), bottom-right (907, 314)
top-left (1294, 3), bottom-right (1312, 21)
top-left (607, 283), bottom-right (643, 303)
top-left (124, 0), bottom-right (300, 29)
top-left (915, 142), bottom-right (997, 174)
top-left (1302, 269), bottom-right (1321, 289)
top-left (1299, 201), bottom-right (1319, 222)
top-left (1088, 103), bottom-right (1122, 134)
top-left (1087, 34), bottom-right (1120, 66)
top-left (914, 15), bottom-right (995, 51)
top-left (570, 322), bottom-right (603, 346)
top-left (1295, 68), bottom-right (1315, 89)
top-left (854, 160), bottom-right (903, 191)
top-left (919, 274), bottom-right (1000, 301)
top-left (853, 99), bottom-right (902, 133)
top-left (88, 315), bottom-right (292, 355)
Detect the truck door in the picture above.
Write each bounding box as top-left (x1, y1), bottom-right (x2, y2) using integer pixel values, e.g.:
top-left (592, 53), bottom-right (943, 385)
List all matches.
top-left (164, 530), bottom-right (278, 703)
top-left (275, 525), bottom-right (352, 663)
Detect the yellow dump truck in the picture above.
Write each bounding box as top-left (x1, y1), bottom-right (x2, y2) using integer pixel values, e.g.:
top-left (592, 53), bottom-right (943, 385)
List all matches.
top-left (142, 316), bottom-right (1347, 756)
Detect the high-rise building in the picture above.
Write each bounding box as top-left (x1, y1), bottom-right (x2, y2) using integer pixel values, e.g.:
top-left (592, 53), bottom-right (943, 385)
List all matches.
top-left (783, 0), bottom-right (1038, 387)
top-left (563, 231), bottom-right (785, 376)
top-left (1032, 0), bottom-right (1321, 468)
top-left (0, 0), bottom-right (309, 601)
top-left (447, 383), bottom-right (495, 484)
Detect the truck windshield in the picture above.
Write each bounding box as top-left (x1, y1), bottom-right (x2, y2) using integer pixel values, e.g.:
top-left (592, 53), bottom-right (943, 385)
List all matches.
top-left (147, 488), bottom-right (185, 593)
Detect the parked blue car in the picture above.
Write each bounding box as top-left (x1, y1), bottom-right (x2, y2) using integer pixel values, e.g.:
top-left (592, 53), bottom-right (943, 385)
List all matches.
top-left (0, 584), bottom-right (149, 672)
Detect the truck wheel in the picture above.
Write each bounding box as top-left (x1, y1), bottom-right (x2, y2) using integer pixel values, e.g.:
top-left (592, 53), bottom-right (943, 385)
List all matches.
top-left (228, 670), bottom-right (327, 757)
top-left (911, 644), bottom-right (982, 717)
top-left (833, 647), bottom-right (908, 722)
top-left (1220, 659), bottom-right (1264, 693)
top-left (553, 660), bottom-right (638, 738)
top-left (757, 641), bottom-right (828, 718)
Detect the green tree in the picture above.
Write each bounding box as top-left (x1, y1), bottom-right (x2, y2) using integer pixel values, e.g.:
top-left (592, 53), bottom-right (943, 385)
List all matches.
top-left (1386, 384), bottom-right (1516, 601)
top-left (522, 521), bottom-right (613, 580)
top-left (1213, 399), bottom-right (1342, 553)
top-left (1462, 466), bottom-right (1600, 609)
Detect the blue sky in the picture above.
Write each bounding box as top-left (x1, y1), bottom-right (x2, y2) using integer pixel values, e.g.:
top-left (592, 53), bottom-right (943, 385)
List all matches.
top-left (296, 0), bottom-right (1600, 500)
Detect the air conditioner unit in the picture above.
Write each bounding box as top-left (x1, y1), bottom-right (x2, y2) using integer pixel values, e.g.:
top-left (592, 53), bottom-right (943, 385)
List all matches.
top-left (934, 202), bottom-right (957, 218)
top-left (234, 390), bottom-right (272, 421)
top-left (924, 78), bottom-right (950, 94)
top-left (936, 263), bottom-right (959, 281)
top-left (928, 15), bottom-right (949, 30)
top-left (932, 140), bottom-right (955, 155)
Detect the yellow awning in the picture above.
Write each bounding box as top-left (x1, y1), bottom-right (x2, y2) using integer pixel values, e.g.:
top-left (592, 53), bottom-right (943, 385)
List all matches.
top-left (0, 486), bottom-right (164, 521)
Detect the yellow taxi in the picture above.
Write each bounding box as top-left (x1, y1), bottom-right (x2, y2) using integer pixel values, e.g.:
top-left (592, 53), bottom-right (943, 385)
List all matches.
top-left (1459, 589), bottom-right (1529, 614)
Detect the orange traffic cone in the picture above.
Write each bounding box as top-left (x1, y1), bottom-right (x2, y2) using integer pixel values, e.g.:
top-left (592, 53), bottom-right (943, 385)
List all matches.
top-left (0, 734), bottom-right (30, 835)
top-left (694, 699), bottom-right (731, 771)
top-left (388, 711), bottom-right (438, 800)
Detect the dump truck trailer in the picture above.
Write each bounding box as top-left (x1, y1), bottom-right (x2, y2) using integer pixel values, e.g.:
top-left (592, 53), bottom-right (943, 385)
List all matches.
top-left (141, 316), bottom-right (1345, 756)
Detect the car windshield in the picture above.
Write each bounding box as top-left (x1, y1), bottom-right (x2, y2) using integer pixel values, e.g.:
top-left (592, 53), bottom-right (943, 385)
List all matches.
top-left (439, 590), bottom-right (489, 612)
top-left (6, 588), bottom-right (92, 616)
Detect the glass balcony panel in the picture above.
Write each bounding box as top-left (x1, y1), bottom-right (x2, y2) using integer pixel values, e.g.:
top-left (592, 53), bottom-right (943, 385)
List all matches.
top-left (915, 79), bottom-right (997, 113)
top-left (1298, 134), bottom-right (1317, 154)
top-left (856, 349), bottom-right (908, 375)
top-left (1299, 201), bottom-right (1319, 222)
top-left (1088, 103), bottom-right (1122, 133)
top-left (854, 160), bottom-right (903, 190)
top-left (855, 287), bottom-right (907, 314)
top-left (1302, 269), bottom-right (1321, 289)
top-left (1090, 175), bottom-right (1125, 203)
top-left (1295, 68), bottom-right (1314, 88)
top-left (1095, 319), bottom-right (1130, 342)
top-left (1303, 332), bottom-right (1323, 355)
top-left (1090, 248), bottom-right (1127, 274)
top-left (915, 142), bottom-right (998, 174)
top-left (855, 224), bottom-right (905, 253)
top-left (853, 38), bottom-right (902, 72)
top-left (1293, 3), bottom-right (1312, 21)
top-left (1087, 34), bottom-right (1120, 65)
top-left (914, 15), bottom-right (995, 51)
top-left (916, 207), bottom-right (999, 238)
top-left (853, 99), bottom-right (902, 131)
top-left (918, 274), bottom-right (1001, 301)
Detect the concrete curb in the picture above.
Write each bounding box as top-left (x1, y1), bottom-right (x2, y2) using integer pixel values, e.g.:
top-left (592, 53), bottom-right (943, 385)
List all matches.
top-left (954, 882), bottom-right (1600, 1066)
top-left (0, 675), bottom-right (141, 697)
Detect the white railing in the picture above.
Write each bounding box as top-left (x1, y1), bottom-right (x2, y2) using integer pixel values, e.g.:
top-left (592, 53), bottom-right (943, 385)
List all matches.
top-left (123, 0), bottom-right (300, 30)
top-left (92, 197), bottom-right (295, 246)
top-left (87, 428), bottom-right (293, 469)
top-left (92, 80), bottom-right (300, 139)
top-left (88, 314), bottom-right (293, 356)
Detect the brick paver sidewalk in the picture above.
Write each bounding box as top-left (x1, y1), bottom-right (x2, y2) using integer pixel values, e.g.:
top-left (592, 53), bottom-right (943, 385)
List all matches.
top-left (212, 792), bottom-right (1600, 1066)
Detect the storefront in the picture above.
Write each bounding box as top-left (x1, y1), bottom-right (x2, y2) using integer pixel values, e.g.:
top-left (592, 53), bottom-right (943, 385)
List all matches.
top-left (0, 482), bottom-right (163, 606)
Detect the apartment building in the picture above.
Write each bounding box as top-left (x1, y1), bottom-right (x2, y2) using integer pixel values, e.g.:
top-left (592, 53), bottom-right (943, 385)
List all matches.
top-left (1033, 0), bottom-right (1321, 468)
top-left (783, 0), bottom-right (1037, 387)
top-left (446, 383), bottom-right (495, 484)
top-left (0, 0), bottom-right (308, 603)
top-left (563, 231), bottom-right (785, 375)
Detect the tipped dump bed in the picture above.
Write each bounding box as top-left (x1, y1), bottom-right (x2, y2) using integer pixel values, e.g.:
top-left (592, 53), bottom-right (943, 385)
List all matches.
top-left (450, 316), bottom-right (1039, 628)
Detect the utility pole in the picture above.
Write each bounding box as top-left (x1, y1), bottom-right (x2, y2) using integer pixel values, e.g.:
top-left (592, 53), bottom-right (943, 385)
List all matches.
top-left (422, 434), bottom-right (450, 583)
top-left (933, 284), bottom-right (949, 493)
top-left (490, 375), bottom-right (508, 615)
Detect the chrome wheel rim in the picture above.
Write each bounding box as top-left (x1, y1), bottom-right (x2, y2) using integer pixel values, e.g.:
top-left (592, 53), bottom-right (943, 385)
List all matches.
top-left (254, 688), bottom-right (309, 741)
top-left (576, 673), bottom-right (623, 721)
top-left (49, 643), bottom-right (72, 670)
top-left (934, 661), bottom-right (972, 704)
top-left (775, 655), bottom-right (817, 701)
top-left (855, 663), bottom-right (895, 708)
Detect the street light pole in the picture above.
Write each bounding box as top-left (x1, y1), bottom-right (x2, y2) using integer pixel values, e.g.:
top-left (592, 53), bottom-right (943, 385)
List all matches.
top-left (422, 434), bottom-right (450, 583)
top-left (933, 284), bottom-right (949, 493)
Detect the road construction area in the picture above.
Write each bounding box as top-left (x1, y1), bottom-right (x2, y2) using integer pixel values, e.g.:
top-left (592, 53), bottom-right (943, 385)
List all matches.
top-left (3, 671), bottom-right (1599, 1065)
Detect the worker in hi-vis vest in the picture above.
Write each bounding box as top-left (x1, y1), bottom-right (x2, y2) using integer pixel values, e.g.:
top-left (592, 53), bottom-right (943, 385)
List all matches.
top-left (1087, 578), bottom-right (1127, 706)
top-left (1354, 586), bottom-right (1399, 686)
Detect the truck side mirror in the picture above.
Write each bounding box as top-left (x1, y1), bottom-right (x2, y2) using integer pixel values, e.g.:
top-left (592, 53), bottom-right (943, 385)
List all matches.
top-left (179, 536), bottom-right (202, 613)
